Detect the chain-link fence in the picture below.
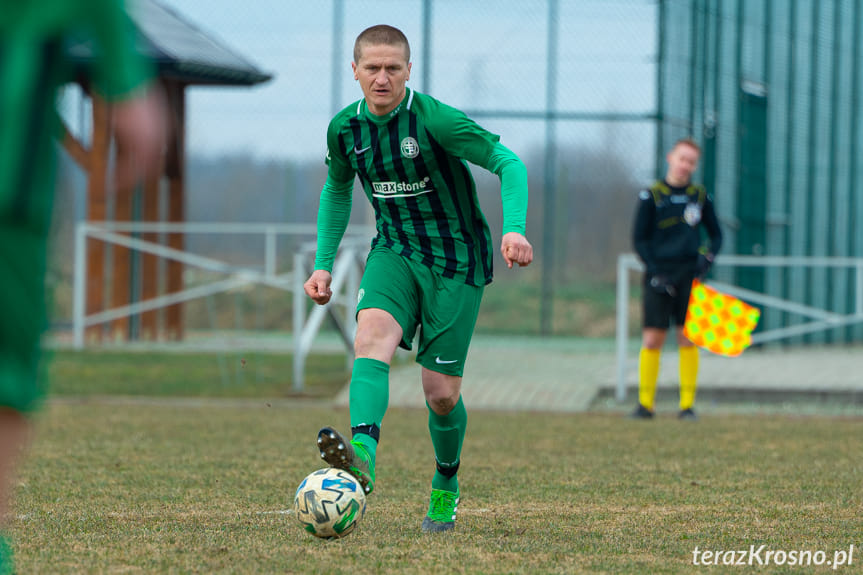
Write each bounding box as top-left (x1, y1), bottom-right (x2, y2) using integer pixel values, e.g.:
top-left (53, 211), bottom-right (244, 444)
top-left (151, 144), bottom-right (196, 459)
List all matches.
top-left (661, 0), bottom-right (863, 342)
top-left (52, 0), bottom-right (863, 341)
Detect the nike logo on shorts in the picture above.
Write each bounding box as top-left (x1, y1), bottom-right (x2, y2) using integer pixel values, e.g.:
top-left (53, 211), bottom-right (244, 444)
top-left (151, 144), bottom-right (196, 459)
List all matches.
top-left (435, 357), bottom-right (458, 365)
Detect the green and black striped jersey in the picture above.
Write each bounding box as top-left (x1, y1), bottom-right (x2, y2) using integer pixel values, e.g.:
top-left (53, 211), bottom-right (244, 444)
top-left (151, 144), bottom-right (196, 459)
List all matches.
top-left (325, 88), bottom-right (503, 286)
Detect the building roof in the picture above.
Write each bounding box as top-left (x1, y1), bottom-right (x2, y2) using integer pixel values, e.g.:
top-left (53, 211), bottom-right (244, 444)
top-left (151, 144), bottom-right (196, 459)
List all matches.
top-left (66, 0), bottom-right (272, 87)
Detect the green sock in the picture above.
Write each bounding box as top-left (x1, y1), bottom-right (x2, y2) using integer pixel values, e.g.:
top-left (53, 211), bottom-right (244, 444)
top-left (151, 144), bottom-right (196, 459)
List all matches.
top-left (0, 533), bottom-right (14, 575)
top-left (348, 357), bottom-right (390, 468)
top-left (428, 395), bottom-right (467, 493)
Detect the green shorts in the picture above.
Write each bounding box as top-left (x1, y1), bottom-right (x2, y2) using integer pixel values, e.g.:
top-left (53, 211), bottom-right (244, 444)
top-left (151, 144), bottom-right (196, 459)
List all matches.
top-left (357, 246), bottom-right (484, 377)
top-left (0, 226), bottom-right (49, 414)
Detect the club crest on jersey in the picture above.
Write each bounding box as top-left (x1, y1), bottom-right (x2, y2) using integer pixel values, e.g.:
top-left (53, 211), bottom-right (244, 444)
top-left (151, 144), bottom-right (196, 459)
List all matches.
top-left (400, 137), bottom-right (420, 158)
top-left (683, 202), bottom-right (702, 226)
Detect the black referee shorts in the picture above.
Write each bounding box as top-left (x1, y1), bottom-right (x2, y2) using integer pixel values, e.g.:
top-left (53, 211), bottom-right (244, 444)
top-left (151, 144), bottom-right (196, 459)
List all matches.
top-left (642, 272), bottom-right (696, 329)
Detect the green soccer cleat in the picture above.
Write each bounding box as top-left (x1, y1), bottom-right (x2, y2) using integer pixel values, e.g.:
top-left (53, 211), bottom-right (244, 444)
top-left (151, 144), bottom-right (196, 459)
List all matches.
top-left (421, 488), bottom-right (460, 533)
top-left (316, 427), bottom-right (375, 495)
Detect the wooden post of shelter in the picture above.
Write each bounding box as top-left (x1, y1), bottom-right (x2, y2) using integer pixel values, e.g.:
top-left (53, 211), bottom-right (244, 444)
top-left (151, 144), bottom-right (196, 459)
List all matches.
top-left (110, 139), bottom-right (134, 342)
top-left (164, 80), bottom-right (186, 341)
top-left (63, 90), bottom-right (159, 344)
top-left (85, 94), bottom-right (112, 343)
top-left (63, 0), bottom-right (271, 344)
top-left (139, 85), bottom-right (164, 341)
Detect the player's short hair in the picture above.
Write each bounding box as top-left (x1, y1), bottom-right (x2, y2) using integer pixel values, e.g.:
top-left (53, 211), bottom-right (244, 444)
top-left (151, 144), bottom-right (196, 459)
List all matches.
top-left (354, 25), bottom-right (411, 63)
top-left (671, 138), bottom-right (701, 155)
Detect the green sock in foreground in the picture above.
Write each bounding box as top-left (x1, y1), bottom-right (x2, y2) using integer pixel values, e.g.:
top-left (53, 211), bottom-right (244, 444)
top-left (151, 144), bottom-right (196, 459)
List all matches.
top-left (428, 396), bottom-right (467, 493)
top-left (349, 357), bottom-right (390, 469)
top-left (0, 533), bottom-right (14, 575)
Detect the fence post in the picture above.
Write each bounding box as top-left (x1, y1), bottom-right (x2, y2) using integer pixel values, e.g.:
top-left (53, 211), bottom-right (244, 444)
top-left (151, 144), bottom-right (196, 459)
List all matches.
top-left (616, 255), bottom-right (631, 402)
top-left (73, 222), bottom-right (88, 349)
top-left (856, 262), bottom-right (863, 316)
top-left (265, 226), bottom-right (277, 278)
top-left (344, 246), bottom-right (360, 371)
top-left (293, 251), bottom-right (307, 391)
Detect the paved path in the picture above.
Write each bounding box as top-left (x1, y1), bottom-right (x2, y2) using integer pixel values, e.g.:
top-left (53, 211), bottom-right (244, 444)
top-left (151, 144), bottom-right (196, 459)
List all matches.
top-left (335, 336), bottom-right (863, 413)
top-left (48, 329), bottom-right (862, 413)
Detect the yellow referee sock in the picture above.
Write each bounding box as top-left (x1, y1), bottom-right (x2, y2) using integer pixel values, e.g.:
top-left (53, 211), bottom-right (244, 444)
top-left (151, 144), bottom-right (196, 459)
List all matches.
top-left (679, 345), bottom-right (699, 410)
top-left (638, 347), bottom-right (661, 411)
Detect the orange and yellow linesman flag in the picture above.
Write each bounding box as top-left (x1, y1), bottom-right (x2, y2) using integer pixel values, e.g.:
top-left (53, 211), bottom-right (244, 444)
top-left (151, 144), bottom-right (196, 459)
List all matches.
top-left (683, 279), bottom-right (761, 357)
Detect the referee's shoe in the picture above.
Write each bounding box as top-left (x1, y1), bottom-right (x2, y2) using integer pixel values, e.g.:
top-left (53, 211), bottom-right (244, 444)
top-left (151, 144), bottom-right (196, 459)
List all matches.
top-left (678, 408), bottom-right (698, 421)
top-left (628, 404), bottom-right (654, 419)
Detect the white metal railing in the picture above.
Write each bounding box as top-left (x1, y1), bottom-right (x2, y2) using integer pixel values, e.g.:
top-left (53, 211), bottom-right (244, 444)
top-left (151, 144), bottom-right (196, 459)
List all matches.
top-left (72, 221), bottom-right (373, 390)
top-left (615, 253), bottom-right (863, 402)
top-left (292, 240), bottom-right (366, 391)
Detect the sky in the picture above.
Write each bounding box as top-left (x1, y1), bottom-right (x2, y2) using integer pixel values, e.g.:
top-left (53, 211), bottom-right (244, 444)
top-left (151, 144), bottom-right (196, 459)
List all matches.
top-left (44, 0), bottom-right (662, 171)
top-left (152, 0), bottom-right (658, 165)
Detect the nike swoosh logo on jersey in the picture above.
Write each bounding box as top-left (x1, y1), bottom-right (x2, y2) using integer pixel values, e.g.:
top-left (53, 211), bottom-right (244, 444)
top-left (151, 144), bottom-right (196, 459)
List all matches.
top-left (435, 357), bottom-right (458, 364)
top-left (354, 145), bottom-right (372, 155)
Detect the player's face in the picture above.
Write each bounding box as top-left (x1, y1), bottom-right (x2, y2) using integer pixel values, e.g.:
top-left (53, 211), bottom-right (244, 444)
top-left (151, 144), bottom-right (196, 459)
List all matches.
top-left (352, 42), bottom-right (411, 116)
top-left (666, 143), bottom-right (700, 185)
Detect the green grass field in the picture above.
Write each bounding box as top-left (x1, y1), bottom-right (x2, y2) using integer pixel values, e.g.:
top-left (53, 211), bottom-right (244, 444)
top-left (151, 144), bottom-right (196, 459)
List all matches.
top-left (46, 350), bottom-right (350, 400)
top-left (6, 352), bottom-right (862, 574)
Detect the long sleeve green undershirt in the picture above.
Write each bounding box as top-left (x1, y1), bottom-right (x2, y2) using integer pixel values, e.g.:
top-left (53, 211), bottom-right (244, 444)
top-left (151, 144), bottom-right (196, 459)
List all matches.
top-left (313, 175), bottom-right (353, 272)
top-left (313, 142), bottom-right (528, 273)
top-left (486, 142), bottom-right (528, 236)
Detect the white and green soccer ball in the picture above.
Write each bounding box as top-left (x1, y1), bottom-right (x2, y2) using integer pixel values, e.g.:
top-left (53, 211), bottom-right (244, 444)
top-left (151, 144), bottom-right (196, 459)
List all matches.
top-left (293, 468), bottom-right (366, 539)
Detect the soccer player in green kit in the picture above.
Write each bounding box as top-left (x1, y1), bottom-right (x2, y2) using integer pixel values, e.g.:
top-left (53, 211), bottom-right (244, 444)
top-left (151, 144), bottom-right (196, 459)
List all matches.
top-left (304, 25), bottom-right (533, 533)
top-left (0, 2), bottom-right (163, 571)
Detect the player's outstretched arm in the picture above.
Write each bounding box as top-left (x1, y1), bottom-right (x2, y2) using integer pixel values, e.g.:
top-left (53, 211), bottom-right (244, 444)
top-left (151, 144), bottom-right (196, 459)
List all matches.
top-left (304, 269), bottom-right (333, 305)
top-left (88, 0), bottom-right (166, 191)
top-left (501, 232), bottom-right (533, 268)
top-left (112, 87), bottom-right (166, 191)
top-left (481, 142), bottom-right (531, 269)
top-left (308, 175), bottom-right (354, 306)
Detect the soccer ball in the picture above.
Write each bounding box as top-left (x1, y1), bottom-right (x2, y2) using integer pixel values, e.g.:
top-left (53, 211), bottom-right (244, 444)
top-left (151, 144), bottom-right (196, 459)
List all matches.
top-left (293, 468), bottom-right (366, 539)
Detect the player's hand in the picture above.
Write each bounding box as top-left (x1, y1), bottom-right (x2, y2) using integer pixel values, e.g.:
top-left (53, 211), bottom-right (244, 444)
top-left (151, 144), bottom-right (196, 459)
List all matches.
top-left (501, 232), bottom-right (533, 269)
top-left (112, 86), bottom-right (166, 191)
top-left (304, 270), bottom-right (333, 305)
